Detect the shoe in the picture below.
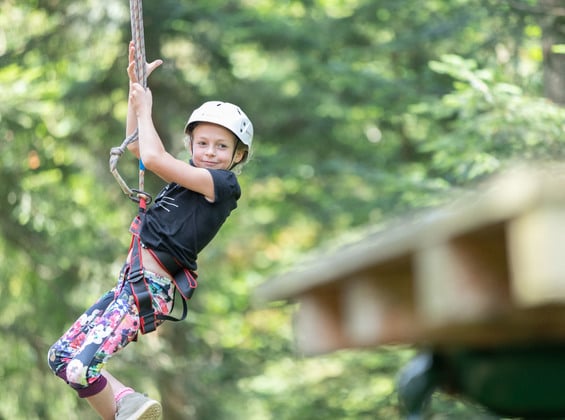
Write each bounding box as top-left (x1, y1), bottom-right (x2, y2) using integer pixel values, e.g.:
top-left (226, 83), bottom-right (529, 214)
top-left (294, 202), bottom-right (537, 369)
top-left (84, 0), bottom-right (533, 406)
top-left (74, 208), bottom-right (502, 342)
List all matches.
top-left (115, 392), bottom-right (162, 420)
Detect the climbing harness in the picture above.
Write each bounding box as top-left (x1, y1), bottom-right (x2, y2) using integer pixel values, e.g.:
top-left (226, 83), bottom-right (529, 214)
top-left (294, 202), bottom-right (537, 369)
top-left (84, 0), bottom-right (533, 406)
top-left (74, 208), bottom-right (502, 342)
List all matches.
top-left (110, 0), bottom-right (197, 334)
top-left (124, 202), bottom-right (197, 334)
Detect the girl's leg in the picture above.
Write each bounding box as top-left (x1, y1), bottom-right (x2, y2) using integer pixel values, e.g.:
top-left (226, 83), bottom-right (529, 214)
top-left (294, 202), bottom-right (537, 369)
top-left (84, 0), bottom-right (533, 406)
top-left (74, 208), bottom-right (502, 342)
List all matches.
top-left (48, 283), bottom-right (140, 417)
top-left (86, 370), bottom-right (135, 419)
top-left (65, 285), bottom-right (140, 391)
top-left (103, 369), bottom-right (131, 397)
top-left (85, 382), bottom-right (116, 420)
top-left (49, 271), bottom-right (174, 417)
top-left (48, 289), bottom-right (117, 381)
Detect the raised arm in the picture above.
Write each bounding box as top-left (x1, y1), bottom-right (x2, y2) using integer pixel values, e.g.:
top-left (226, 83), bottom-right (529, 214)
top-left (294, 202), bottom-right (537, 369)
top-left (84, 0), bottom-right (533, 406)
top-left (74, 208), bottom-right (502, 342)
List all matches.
top-left (129, 83), bottom-right (217, 201)
top-left (125, 41), bottom-right (162, 158)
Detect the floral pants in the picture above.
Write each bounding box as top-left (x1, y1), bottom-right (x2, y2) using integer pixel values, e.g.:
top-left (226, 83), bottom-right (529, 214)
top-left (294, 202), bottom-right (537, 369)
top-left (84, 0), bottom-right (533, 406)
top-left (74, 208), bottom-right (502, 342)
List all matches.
top-left (47, 268), bottom-right (174, 397)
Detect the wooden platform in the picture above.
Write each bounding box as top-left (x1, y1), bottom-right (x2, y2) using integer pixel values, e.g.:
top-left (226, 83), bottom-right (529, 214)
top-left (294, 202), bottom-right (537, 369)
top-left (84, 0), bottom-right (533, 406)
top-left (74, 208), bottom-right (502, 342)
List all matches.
top-left (254, 165), bottom-right (565, 355)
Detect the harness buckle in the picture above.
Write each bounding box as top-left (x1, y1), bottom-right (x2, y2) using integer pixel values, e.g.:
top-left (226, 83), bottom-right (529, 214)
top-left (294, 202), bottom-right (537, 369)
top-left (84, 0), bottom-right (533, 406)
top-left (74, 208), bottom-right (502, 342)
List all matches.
top-left (139, 311), bottom-right (157, 334)
top-left (129, 188), bottom-right (153, 205)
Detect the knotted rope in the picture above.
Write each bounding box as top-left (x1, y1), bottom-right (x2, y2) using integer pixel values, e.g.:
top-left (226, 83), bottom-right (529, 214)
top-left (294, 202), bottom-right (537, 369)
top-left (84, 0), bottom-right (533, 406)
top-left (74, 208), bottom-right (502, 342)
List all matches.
top-left (109, 0), bottom-right (150, 203)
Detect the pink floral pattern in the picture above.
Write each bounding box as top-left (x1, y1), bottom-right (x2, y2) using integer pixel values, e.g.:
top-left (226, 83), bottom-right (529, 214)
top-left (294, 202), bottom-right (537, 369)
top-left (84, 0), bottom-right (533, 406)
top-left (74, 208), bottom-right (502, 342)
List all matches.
top-left (48, 269), bottom-right (174, 389)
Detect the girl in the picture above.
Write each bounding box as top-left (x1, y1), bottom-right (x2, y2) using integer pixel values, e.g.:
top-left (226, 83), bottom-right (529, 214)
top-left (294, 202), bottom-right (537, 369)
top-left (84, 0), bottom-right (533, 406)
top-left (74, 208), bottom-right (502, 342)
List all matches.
top-left (48, 42), bottom-right (253, 419)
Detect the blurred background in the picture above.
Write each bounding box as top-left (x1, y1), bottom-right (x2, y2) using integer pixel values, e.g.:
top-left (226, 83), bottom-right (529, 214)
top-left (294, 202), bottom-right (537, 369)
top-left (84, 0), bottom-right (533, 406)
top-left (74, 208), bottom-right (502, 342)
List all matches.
top-left (1, 0), bottom-right (564, 418)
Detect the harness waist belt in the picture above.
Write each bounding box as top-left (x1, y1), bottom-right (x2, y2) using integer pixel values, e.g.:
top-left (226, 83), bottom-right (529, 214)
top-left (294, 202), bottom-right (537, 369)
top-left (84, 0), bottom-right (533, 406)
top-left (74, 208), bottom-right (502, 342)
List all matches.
top-left (152, 248), bottom-right (183, 275)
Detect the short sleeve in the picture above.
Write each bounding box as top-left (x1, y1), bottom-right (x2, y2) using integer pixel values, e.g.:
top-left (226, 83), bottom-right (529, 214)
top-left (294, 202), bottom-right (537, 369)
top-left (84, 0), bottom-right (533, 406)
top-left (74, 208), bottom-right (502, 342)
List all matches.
top-left (209, 169), bottom-right (241, 202)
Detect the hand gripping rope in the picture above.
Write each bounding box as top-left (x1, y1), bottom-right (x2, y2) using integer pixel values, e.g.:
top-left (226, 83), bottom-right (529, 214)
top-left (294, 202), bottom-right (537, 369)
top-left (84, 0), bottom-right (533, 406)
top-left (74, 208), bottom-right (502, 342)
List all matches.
top-left (108, 1), bottom-right (197, 334)
top-left (109, 0), bottom-right (151, 205)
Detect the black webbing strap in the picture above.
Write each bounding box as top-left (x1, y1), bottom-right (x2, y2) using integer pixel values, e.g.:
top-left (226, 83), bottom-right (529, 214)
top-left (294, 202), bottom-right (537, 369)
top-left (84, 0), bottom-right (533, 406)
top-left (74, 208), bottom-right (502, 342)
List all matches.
top-left (149, 248), bottom-right (198, 299)
top-left (127, 207), bottom-right (158, 334)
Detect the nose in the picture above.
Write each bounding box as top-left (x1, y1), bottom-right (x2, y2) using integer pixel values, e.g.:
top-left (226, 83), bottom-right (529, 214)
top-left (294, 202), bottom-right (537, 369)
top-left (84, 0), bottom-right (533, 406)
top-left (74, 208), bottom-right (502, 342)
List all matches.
top-left (205, 145), bottom-right (216, 156)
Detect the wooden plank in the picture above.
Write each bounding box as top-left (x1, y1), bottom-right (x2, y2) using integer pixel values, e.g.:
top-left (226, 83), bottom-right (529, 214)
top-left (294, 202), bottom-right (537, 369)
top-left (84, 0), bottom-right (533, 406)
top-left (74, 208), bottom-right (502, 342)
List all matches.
top-left (421, 305), bottom-right (565, 347)
top-left (508, 207), bottom-right (565, 307)
top-left (293, 288), bottom-right (348, 355)
top-left (253, 225), bottom-right (421, 305)
top-left (415, 224), bottom-right (512, 327)
top-left (343, 266), bottom-right (418, 348)
top-left (254, 166), bottom-right (563, 305)
top-left (254, 165), bottom-right (565, 352)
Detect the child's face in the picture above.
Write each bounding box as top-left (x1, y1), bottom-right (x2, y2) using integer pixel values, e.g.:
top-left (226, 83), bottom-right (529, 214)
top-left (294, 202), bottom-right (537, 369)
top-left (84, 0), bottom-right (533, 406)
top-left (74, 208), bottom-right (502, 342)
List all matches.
top-left (190, 123), bottom-right (243, 170)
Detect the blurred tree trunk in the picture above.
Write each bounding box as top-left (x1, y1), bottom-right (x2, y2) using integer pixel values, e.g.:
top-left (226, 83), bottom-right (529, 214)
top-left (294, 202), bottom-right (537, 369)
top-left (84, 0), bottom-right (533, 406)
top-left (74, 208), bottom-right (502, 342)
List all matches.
top-left (540, 0), bottom-right (565, 104)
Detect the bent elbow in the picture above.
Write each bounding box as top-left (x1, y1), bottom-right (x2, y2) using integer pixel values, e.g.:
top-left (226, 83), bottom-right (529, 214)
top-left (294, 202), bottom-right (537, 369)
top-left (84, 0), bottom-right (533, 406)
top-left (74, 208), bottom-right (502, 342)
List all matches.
top-left (127, 142), bottom-right (140, 159)
top-left (139, 150), bottom-right (161, 170)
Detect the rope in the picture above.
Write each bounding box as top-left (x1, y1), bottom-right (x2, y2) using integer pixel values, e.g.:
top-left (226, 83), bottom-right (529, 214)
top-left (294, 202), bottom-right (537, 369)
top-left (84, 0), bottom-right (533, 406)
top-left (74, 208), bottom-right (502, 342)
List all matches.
top-left (109, 0), bottom-right (150, 203)
top-left (130, 0), bottom-right (147, 198)
top-left (130, 0), bottom-right (147, 88)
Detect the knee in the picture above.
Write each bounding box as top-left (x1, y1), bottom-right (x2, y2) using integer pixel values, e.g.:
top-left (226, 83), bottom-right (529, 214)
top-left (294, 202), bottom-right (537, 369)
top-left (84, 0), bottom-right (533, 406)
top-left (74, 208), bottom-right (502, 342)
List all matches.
top-left (65, 358), bottom-right (89, 387)
top-left (47, 343), bottom-right (88, 387)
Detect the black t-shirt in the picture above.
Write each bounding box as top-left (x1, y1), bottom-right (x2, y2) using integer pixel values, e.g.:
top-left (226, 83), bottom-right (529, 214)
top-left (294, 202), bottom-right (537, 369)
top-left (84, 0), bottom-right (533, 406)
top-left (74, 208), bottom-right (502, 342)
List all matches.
top-left (140, 169), bottom-right (241, 271)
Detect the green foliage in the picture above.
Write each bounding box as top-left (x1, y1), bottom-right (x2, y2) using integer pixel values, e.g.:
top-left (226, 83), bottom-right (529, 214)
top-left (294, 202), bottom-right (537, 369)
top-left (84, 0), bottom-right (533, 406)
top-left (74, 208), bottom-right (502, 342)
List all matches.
top-left (409, 54), bottom-right (565, 186)
top-left (1, 0), bottom-right (562, 419)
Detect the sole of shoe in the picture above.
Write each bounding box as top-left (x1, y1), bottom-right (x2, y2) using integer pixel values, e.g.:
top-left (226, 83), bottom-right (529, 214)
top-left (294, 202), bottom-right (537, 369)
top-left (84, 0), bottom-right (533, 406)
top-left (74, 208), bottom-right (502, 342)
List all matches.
top-left (131, 400), bottom-right (162, 420)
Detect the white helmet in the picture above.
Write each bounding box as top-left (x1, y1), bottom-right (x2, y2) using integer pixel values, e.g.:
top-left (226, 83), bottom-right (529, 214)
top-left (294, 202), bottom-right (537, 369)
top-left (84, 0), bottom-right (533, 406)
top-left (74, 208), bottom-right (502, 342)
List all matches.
top-left (185, 101), bottom-right (253, 148)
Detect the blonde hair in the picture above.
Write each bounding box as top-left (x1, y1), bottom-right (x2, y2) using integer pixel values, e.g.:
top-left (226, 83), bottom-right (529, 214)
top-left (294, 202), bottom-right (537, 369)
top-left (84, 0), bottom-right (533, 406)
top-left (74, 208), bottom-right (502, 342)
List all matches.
top-left (231, 140), bottom-right (251, 174)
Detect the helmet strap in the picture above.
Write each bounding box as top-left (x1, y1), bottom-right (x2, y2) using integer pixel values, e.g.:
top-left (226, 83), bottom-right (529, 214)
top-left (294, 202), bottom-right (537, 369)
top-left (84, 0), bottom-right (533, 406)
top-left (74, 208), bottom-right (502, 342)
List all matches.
top-left (228, 140), bottom-right (242, 170)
